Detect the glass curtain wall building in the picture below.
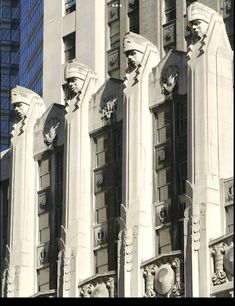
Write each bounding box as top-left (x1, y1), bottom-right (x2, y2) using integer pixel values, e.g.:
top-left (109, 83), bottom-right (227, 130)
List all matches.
top-left (0, 0), bottom-right (20, 151)
top-left (19, 0), bottom-right (43, 95)
top-left (0, 0), bottom-right (43, 151)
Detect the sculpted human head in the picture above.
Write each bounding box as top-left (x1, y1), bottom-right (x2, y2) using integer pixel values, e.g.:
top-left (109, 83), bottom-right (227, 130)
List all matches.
top-left (123, 32), bottom-right (148, 70)
top-left (187, 2), bottom-right (213, 41)
top-left (64, 61), bottom-right (88, 98)
top-left (11, 86), bottom-right (35, 120)
top-left (189, 19), bottom-right (208, 40)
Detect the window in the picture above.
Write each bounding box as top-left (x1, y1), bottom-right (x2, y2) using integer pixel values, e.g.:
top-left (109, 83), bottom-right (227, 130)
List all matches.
top-left (178, 102), bottom-right (187, 136)
top-left (163, 0), bottom-right (176, 51)
top-left (39, 212), bottom-right (50, 244)
top-left (55, 150), bottom-right (64, 185)
top-left (128, 0), bottom-right (139, 34)
top-left (107, 0), bottom-right (120, 77)
top-left (157, 168), bottom-right (171, 202)
top-left (157, 227), bottom-right (172, 255)
top-left (95, 134), bottom-right (109, 168)
top-left (224, 180), bottom-right (234, 234)
top-left (178, 161), bottom-right (187, 195)
top-left (63, 32), bottom-right (75, 62)
top-left (39, 159), bottom-right (51, 190)
top-left (94, 248), bottom-right (108, 274)
top-left (65, 0), bottom-right (76, 14)
top-left (37, 267), bottom-right (50, 292)
top-left (115, 126), bottom-right (122, 161)
top-left (156, 107), bottom-right (171, 145)
top-left (164, 0), bottom-right (176, 24)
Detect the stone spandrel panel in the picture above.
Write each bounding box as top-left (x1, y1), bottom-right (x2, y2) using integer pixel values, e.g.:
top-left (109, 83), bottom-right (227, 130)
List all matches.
top-left (149, 49), bottom-right (187, 108)
top-left (88, 78), bottom-right (123, 134)
top-left (34, 104), bottom-right (65, 158)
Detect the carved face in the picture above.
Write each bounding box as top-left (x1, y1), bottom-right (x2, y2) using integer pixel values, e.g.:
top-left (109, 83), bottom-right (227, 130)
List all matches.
top-left (125, 50), bottom-right (143, 68)
top-left (189, 19), bottom-right (208, 40)
top-left (13, 102), bottom-right (29, 119)
top-left (67, 77), bottom-right (84, 96)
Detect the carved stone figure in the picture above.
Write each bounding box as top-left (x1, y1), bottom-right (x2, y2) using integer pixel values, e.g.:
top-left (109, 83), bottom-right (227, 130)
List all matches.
top-left (185, 1), bottom-right (233, 297)
top-left (11, 85), bottom-right (45, 136)
top-left (7, 86), bottom-right (45, 297)
top-left (122, 32), bottom-right (160, 296)
top-left (123, 31), bottom-right (156, 81)
top-left (64, 60), bottom-right (89, 112)
top-left (63, 62), bottom-right (99, 296)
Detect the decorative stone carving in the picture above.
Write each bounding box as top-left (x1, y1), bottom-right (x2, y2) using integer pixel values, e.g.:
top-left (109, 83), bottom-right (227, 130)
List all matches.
top-left (11, 85), bottom-right (45, 137)
top-left (37, 243), bottom-right (49, 268)
top-left (154, 264), bottom-right (175, 297)
top-left (223, 0), bottom-right (232, 19)
top-left (38, 190), bottom-right (49, 214)
top-left (63, 248), bottom-right (72, 292)
top-left (123, 32), bottom-right (157, 84)
top-left (143, 266), bottom-right (156, 298)
top-left (108, 49), bottom-right (119, 72)
top-left (100, 98), bottom-right (117, 122)
top-left (94, 224), bottom-right (107, 246)
top-left (43, 117), bottom-right (60, 149)
top-left (108, 1), bottom-right (119, 23)
top-left (191, 202), bottom-right (206, 251)
top-left (171, 258), bottom-right (184, 297)
top-left (161, 65), bottom-right (179, 97)
top-left (163, 23), bottom-right (175, 47)
top-left (96, 173), bottom-right (104, 187)
top-left (106, 277), bottom-right (115, 297)
top-left (124, 228), bottom-right (133, 272)
top-left (211, 243), bottom-right (227, 286)
top-left (64, 61), bottom-right (89, 113)
top-left (2, 265), bottom-right (20, 297)
top-left (223, 242), bottom-right (234, 280)
top-left (80, 283), bottom-right (94, 297)
top-left (159, 206), bottom-right (168, 225)
top-left (79, 277), bottom-right (116, 298)
top-left (142, 254), bottom-right (184, 298)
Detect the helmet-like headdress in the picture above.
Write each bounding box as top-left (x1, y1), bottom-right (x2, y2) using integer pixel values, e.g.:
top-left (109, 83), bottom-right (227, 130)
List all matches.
top-left (11, 85), bottom-right (40, 105)
top-left (187, 2), bottom-right (215, 25)
top-left (123, 32), bottom-right (150, 54)
top-left (64, 60), bottom-right (88, 80)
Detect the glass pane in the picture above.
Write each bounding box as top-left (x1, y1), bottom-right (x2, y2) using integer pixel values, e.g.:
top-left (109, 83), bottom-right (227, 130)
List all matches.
top-left (157, 168), bottom-right (171, 187)
top-left (165, 0), bottom-right (176, 10)
top-left (226, 205), bottom-right (234, 233)
top-left (97, 264), bottom-right (108, 274)
top-left (39, 283), bottom-right (50, 292)
top-left (38, 267), bottom-right (49, 287)
top-left (96, 248), bottom-right (108, 267)
top-left (156, 108), bottom-right (170, 128)
top-left (40, 227), bottom-right (50, 243)
top-left (96, 192), bottom-right (105, 209)
top-left (39, 213), bottom-right (49, 230)
top-left (40, 159), bottom-right (50, 176)
top-left (157, 126), bottom-right (171, 144)
top-left (158, 184), bottom-right (171, 202)
top-left (97, 207), bottom-right (107, 224)
top-left (158, 228), bottom-right (172, 254)
top-left (41, 173), bottom-right (51, 189)
top-left (97, 151), bottom-right (106, 167)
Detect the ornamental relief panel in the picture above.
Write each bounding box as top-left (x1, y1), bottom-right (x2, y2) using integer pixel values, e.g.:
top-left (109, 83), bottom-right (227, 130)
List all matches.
top-left (79, 276), bottom-right (116, 298)
top-left (142, 255), bottom-right (184, 298)
top-left (211, 238), bottom-right (234, 286)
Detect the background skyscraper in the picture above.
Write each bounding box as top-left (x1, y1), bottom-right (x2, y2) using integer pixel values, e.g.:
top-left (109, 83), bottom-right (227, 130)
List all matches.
top-left (0, 0), bottom-right (20, 151)
top-left (0, 0), bottom-right (43, 151)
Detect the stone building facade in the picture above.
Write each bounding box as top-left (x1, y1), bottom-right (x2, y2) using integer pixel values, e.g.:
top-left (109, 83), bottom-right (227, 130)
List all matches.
top-left (0, 0), bottom-right (233, 298)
